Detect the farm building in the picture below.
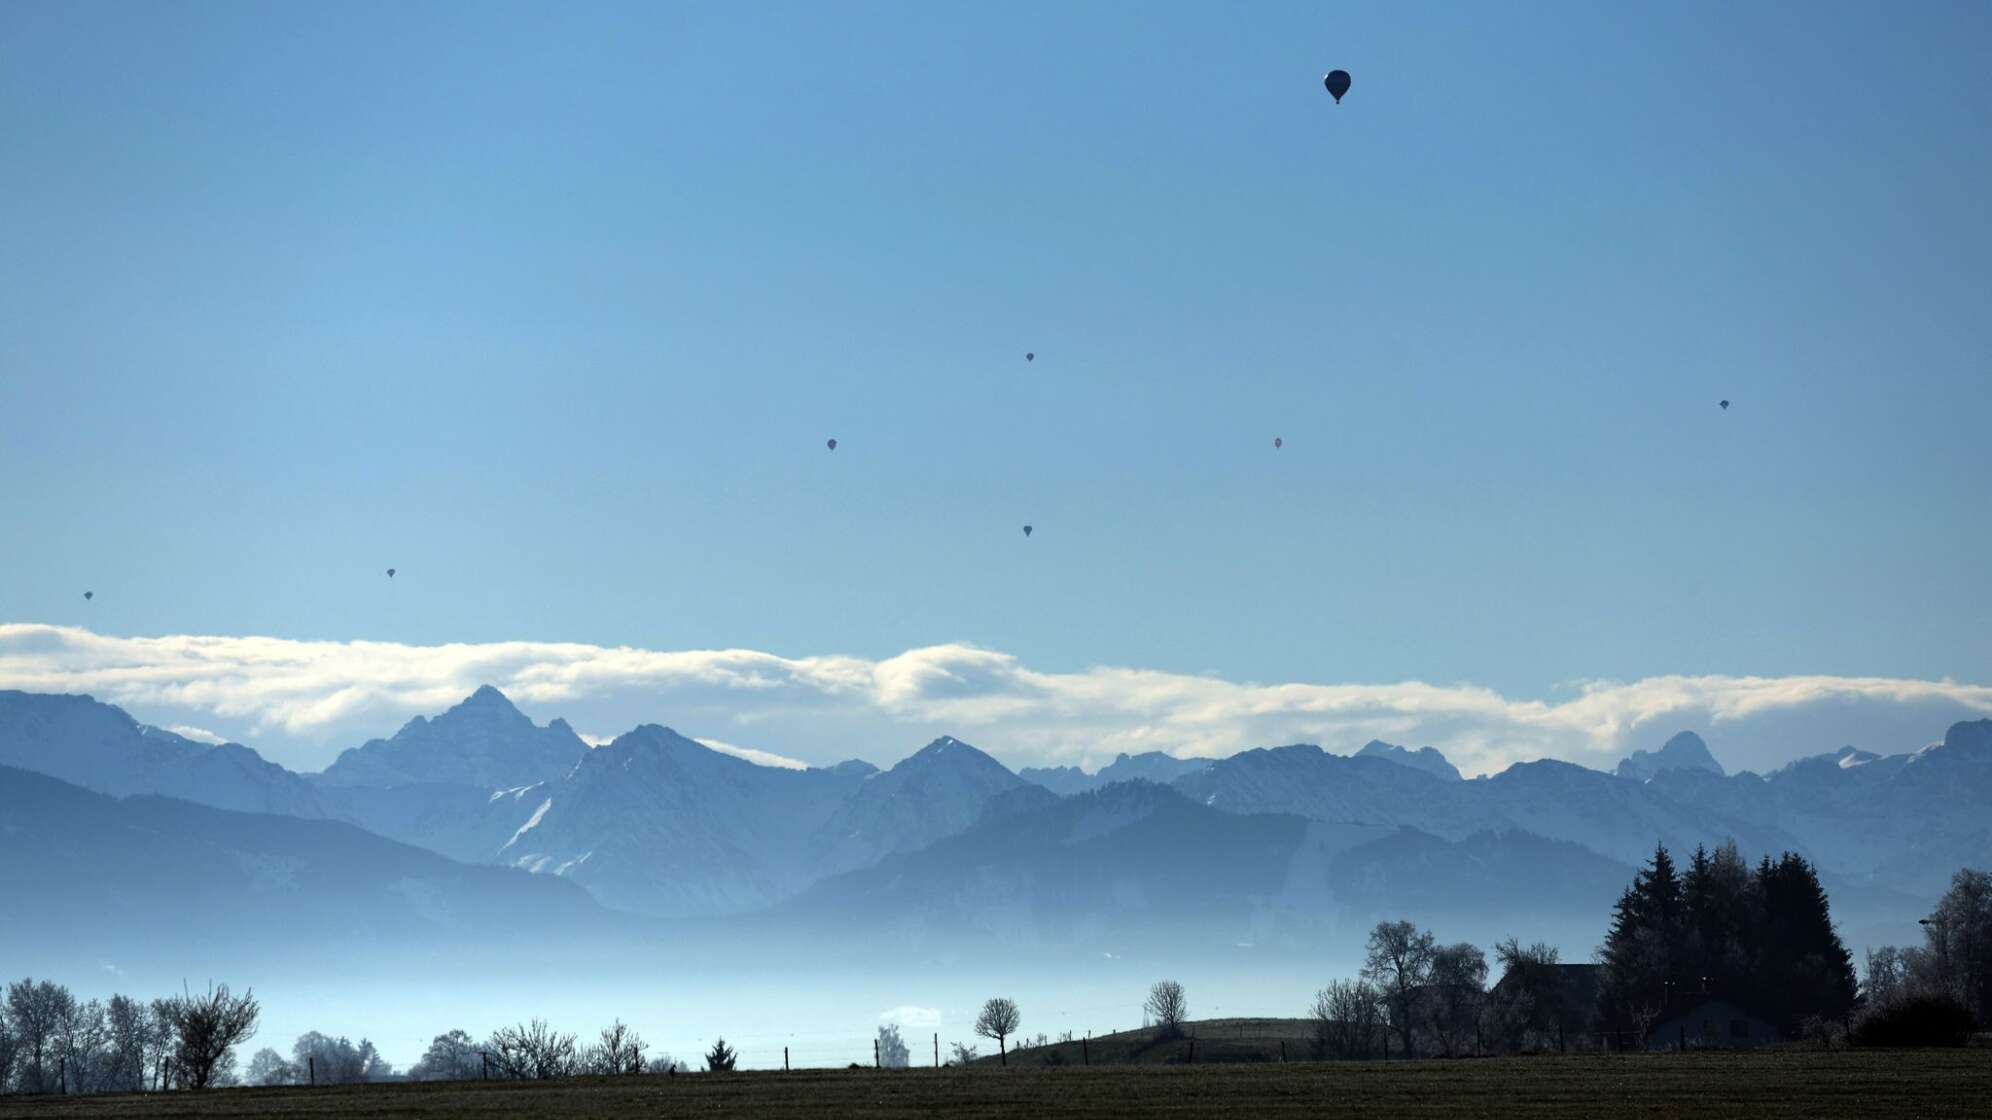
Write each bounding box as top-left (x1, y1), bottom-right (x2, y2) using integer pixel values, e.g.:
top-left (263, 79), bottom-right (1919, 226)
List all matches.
top-left (1646, 998), bottom-right (1779, 1050)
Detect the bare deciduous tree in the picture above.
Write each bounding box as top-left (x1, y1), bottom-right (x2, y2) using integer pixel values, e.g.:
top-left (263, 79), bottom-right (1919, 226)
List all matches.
top-left (974, 998), bottom-right (1021, 1067)
top-left (245, 1047), bottom-right (296, 1086)
top-left (876, 1023), bottom-right (910, 1069)
top-left (0, 1010), bottom-right (18, 1093)
top-left (1144, 980), bottom-right (1189, 1038)
top-left (1362, 920), bottom-right (1437, 1059)
top-left (410, 1029), bottom-right (481, 1081)
top-left (1310, 979), bottom-right (1384, 1059)
top-left (487, 1020), bottom-right (579, 1080)
top-left (1427, 942), bottom-right (1488, 1056)
top-left (156, 982), bottom-right (259, 1090)
top-left (948, 1042), bottom-right (978, 1066)
top-left (585, 1020), bottom-right (647, 1075)
top-left (104, 994), bottom-right (156, 1092)
top-left (7, 978), bottom-right (76, 1093)
top-left (59, 998), bottom-right (111, 1092)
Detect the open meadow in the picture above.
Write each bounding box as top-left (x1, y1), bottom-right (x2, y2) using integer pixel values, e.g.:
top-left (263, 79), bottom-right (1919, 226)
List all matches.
top-left (3, 1050), bottom-right (1988, 1120)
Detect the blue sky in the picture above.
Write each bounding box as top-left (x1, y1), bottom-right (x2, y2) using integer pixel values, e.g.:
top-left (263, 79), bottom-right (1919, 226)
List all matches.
top-left (4, 1), bottom-right (1989, 747)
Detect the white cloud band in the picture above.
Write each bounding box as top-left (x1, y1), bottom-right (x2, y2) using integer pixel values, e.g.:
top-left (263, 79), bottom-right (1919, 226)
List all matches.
top-left (2, 623), bottom-right (1987, 777)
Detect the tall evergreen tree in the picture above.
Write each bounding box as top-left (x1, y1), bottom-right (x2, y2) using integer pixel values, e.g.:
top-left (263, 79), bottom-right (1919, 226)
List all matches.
top-left (1751, 852), bottom-right (1857, 1032)
top-left (1603, 842), bottom-right (1857, 1042)
top-left (1599, 844), bottom-right (1686, 1031)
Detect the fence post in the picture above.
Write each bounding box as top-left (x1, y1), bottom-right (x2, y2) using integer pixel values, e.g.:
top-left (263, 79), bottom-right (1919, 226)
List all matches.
top-left (1186, 1038), bottom-right (1195, 1064)
top-left (1082, 1033), bottom-right (1089, 1066)
top-left (934, 1034), bottom-right (939, 1068)
top-left (1280, 1040), bottom-right (1287, 1064)
top-left (875, 1038), bottom-right (881, 1069)
top-left (309, 1056), bottom-right (316, 1086)
top-left (784, 1047), bottom-right (789, 1072)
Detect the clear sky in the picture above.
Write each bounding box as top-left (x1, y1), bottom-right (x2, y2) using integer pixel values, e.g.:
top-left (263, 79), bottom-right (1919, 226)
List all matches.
top-left (4, 1), bottom-right (1989, 749)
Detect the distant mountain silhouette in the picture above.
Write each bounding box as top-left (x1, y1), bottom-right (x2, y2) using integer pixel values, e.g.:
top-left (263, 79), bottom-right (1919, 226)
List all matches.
top-left (1, 689), bottom-right (1987, 942)
top-left (316, 684), bottom-right (586, 790)
top-left (1616, 731), bottom-right (1726, 781)
top-left (1355, 740), bottom-right (1463, 782)
top-left (1019, 751), bottom-right (1209, 795)
top-left (0, 764), bottom-right (611, 971)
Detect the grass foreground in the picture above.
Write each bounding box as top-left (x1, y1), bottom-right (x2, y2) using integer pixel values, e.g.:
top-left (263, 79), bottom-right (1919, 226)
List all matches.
top-left (3, 1049), bottom-right (1989, 1119)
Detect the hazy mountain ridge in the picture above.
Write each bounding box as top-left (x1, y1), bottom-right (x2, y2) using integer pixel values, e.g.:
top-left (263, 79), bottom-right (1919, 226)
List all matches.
top-left (1019, 750), bottom-right (1211, 795)
top-left (0, 764), bottom-right (613, 972)
top-left (315, 684), bottom-right (587, 790)
top-left (1616, 730), bottom-right (1726, 781)
top-left (2, 688), bottom-right (1987, 936)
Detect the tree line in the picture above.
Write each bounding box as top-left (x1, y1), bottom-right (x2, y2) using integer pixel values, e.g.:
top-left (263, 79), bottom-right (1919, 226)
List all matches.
top-left (8, 851), bottom-right (1979, 1093)
top-left (0, 980), bottom-right (256, 1094)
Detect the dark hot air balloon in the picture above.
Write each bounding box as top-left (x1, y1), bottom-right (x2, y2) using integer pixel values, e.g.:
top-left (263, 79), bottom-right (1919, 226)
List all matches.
top-left (386, 568), bottom-right (396, 578)
top-left (83, 591), bottom-right (93, 601)
top-left (1324, 70), bottom-right (1352, 103)
top-left (1023, 525), bottom-right (1033, 537)
top-left (1719, 400), bottom-right (1730, 410)
top-left (1273, 436), bottom-right (1283, 449)
top-left (827, 438), bottom-right (838, 451)
top-left (1025, 352), bottom-right (1034, 362)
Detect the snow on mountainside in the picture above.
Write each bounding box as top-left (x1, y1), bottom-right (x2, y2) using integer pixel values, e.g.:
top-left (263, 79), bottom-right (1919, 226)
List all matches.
top-left (1616, 731), bottom-right (1726, 781)
top-left (316, 684), bottom-right (586, 790)
top-left (1354, 740), bottom-right (1463, 782)
top-left (488, 723), bottom-right (874, 916)
top-left (0, 764), bottom-right (609, 970)
top-left (0, 690), bottom-right (326, 818)
top-left (3, 686), bottom-right (1989, 928)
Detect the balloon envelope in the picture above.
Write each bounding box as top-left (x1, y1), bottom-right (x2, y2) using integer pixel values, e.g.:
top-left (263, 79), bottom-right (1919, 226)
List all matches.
top-left (1273, 437), bottom-right (1283, 448)
top-left (386, 568), bottom-right (396, 577)
top-left (827, 438), bottom-right (837, 450)
top-left (1025, 352), bottom-right (1034, 362)
top-left (1719, 400), bottom-right (1730, 410)
top-left (1023, 525), bottom-right (1033, 537)
top-left (1324, 70), bottom-right (1351, 103)
top-left (83, 591), bottom-right (92, 600)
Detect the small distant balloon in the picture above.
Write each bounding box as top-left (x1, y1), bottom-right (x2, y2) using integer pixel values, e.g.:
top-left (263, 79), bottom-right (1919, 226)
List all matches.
top-left (1719, 400), bottom-right (1730, 410)
top-left (1025, 352), bottom-right (1035, 363)
top-left (386, 568), bottom-right (396, 578)
top-left (83, 591), bottom-right (93, 601)
top-left (1324, 70), bottom-right (1352, 103)
top-left (1273, 436), bottom-right (1283, 449)
top-left (827, 438), bottom-right (838, 451)
top-left (1022, 525), bottom-right (1033, 537)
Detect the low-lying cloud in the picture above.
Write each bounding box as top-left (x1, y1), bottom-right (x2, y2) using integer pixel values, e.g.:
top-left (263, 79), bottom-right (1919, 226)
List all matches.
top-left (2, 623), bottom-right (1987, 777)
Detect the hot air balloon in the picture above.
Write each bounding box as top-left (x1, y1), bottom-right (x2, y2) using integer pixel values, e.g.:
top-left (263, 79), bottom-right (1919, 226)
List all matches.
top-left (1273, 436), bottom-right (1283, 449)
top-left (1025, 352), bottom-right (1035, 362)
top-left (1023, 525), bottom-right (1033, 537)
top-left (1719, 400), bottom-right (1730, 410)
top-left (827, 438), bottom-right (838, 451)
top-left (83, 591), bottom-right (93, 601)
top-left (386, 568), bottom-right (396, 578)
top-left (1324, 70), bottom-right (1351, 103)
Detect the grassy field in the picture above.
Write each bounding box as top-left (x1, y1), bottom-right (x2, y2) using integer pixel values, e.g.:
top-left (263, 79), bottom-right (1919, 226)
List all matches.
top-left (4, 1050), bottom-right (1990, 1119)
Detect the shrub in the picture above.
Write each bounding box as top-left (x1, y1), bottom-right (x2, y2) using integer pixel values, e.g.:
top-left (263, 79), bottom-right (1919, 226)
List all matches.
top-left (1851, 994), bottom-right (1978, 1048)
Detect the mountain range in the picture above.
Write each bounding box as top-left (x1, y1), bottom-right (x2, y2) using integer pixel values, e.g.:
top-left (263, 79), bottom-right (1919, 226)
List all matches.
top-left (3, 687), bottom-right (1984, 966)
